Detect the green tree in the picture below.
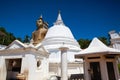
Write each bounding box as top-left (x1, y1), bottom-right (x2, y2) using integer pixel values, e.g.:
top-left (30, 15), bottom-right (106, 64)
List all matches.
top-left (0, 27), bottom-right (31, 45)
top-left (98, 37), bottom-right (110, 46)
top-left (0, 27), bottom-right (16, 45)
top-left (78, 39), bottom-right (91, 49)
top-left (23, 35), bottom-right (31, 43)
top-left (0, 27), bottom-right (7, 34)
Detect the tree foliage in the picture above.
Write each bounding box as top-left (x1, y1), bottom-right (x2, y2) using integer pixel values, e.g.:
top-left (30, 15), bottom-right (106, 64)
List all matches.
top-left (23, 35), bottom-right (31, 43)
top-left (0, 27), bottom-right (16, 45)
top-left (78, 39), bottom-right (91, 49)
top-left (0, 27), bottom-right (32, 45)
top-left (98, 37), bottom-right (110, 46)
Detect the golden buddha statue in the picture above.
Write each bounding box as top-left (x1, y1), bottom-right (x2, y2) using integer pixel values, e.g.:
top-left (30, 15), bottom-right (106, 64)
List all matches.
top-left (32, 16), bottom-right (48, 45)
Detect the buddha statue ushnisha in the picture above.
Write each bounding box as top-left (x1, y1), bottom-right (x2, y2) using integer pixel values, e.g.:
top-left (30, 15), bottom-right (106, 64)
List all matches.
top-left (32, 16), bottom-right (48, 45)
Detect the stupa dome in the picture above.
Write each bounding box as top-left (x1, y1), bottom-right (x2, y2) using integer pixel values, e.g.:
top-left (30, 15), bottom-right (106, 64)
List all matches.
top-left (45, 12), bottom-right (74, 39)
top-left (45, 24), bottom-right (74, 39)
top-left (42, 12), bottom-right (81, 51)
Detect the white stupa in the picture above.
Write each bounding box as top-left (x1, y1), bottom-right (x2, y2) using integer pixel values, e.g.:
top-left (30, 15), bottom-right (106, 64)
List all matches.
top-left (42, 12), bottom-right (83, 78)
top-left (42, 12), bottom-right (80, 51)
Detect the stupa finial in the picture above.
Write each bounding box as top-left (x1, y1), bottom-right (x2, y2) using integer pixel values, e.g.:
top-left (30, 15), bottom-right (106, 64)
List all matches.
top-left (54, 10), bottom-right (64, 25)
top-left (40, 15), bottom-right (42, 18)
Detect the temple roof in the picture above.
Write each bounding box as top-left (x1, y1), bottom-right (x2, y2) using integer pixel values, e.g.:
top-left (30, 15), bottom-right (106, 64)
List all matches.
top-left (0, 39), bottom-right (49, 56)
top-left (76, 37), bottom-right (120, 57)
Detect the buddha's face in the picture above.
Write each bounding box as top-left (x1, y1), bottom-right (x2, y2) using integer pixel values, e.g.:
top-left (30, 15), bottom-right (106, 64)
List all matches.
top-left (36, 18), bottom-right (43, 28)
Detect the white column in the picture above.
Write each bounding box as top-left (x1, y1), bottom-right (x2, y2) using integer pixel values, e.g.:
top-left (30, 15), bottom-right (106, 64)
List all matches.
top-left (84, 60), bottom-right (90, 80)
top-left (59, 47), bottom-right (68, 80)
top-left (100, 56), bottom-right (109, 80)
top-left (0, 57), bottom-right (6, 80)
top-left (58, 64), bottom-right (61, 76)
top-left (114, 59), bottom-right (120, 80)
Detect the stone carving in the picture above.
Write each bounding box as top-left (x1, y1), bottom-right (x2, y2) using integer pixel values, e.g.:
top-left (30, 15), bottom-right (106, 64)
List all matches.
top-left (32, 16), bottom-right (48, 45)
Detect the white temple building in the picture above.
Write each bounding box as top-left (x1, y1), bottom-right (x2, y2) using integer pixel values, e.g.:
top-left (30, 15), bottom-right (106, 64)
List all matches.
top-left (109, 30), bottom-right (120, 50)
top-left (0, 40), bottom-right (49, 80)
top-left (0, 12), bottom-right (83, 80)
top-left (75, 37), bottom-right (120, 80)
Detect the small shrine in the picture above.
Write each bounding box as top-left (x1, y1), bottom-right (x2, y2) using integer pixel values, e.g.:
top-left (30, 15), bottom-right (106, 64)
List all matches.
top-left (75, 37), bottom-right (120, 80)
top-left (0, 16), bottom-right (49, 80)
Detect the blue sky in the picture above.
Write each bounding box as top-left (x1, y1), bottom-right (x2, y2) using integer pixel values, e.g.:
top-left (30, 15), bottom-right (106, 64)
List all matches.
top-left (0, 0), bottom-right (120, 40)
